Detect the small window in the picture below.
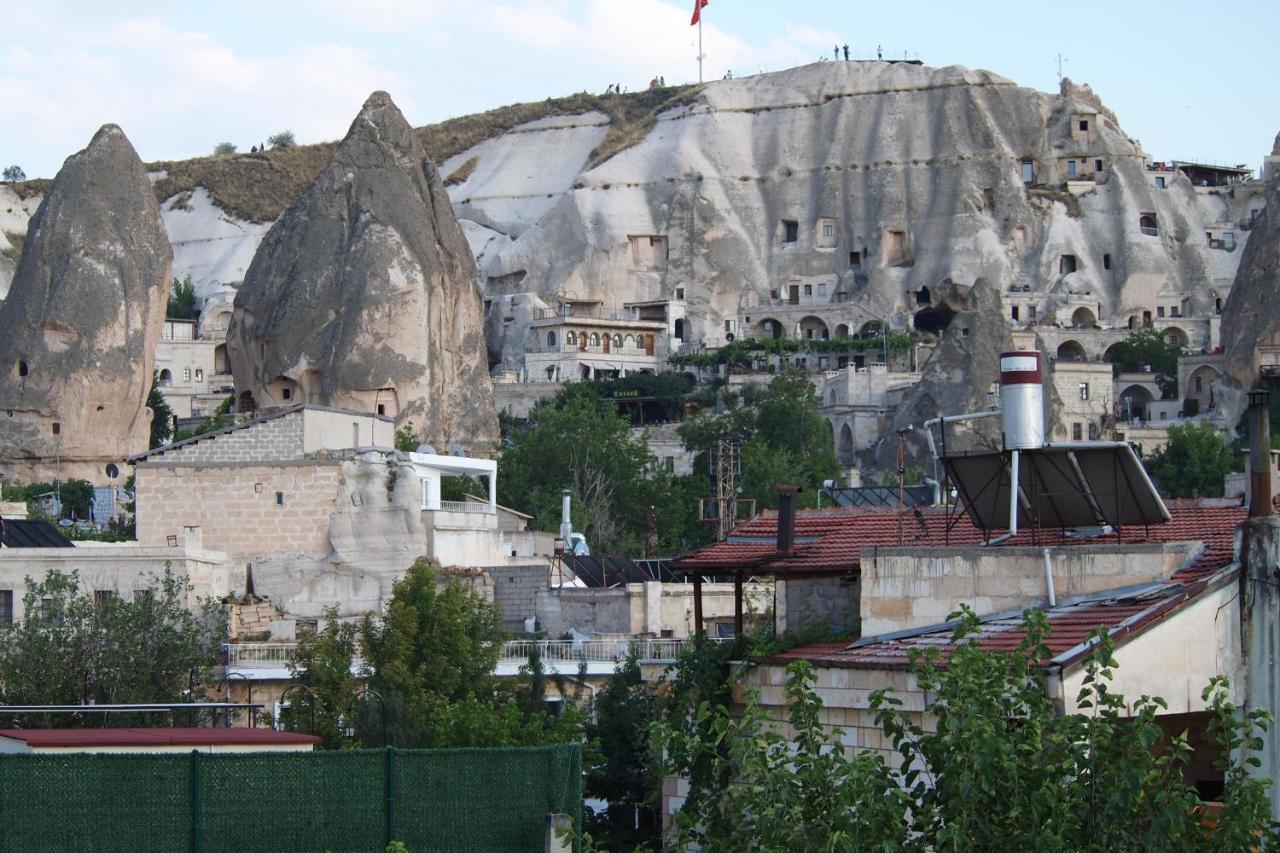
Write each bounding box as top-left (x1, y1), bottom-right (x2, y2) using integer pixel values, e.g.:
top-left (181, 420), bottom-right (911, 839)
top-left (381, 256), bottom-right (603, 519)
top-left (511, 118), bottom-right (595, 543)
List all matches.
top-left (770, 289), bottom-right (780, 300)
top-left (1195, 376), bottom-right (1203, 392)
top-left (1059, 255), bottom-right (1077, 274)
top-left (93, 590), bottom-right (116, 612)
top-left (1079, 120), bottom-right (1089, 132)
top-left (1095, 159), bottom-right (1103, 172)
top-left (296, 619), bottom-right (318, 636)
top-left (52, 422), bottom-right (60, 435)
top-left (566, 331), bottom-right (577, 346)
top-left (275, 491), bottom-right (284, 506)
top-left (589, 332), bottom-right (600, 347)
top-left (195, 368), bottom-right (203, 382)
top-left (352, 423), bottom-right (360, 446)
top-left (1078, 382), bottom-right (1089, 401)
top-left (781, 220), bottom-right (798, 243)
top-left (803, 284), bottom-right (813, 297)
top-left (1028, 306), bottom-right (1037, 321)
top-left (16, 360), bottom-right (28, 378)
top-left (282, 387), bottom-right (292, 400)
top-left (0, 590), bottom-right (12, 625)
top-left (664, 457), bottom-right (674, 473)
top-left (1087, 423), bottom-right (1099, 440)
top-left (1103, 253), bottom-right (1111, 270)
top-left (1021, 160), bottom-right (1035, 184)
top-left (1067, 160), bottom-right (1077, 180)
top-left (1157, 306), bottom-right (1165, 318)
top-left (822, 221), bottom-right (834, 238)
top-left (1072, 423), bottom-right (1083, 441)
top-left (546, 331), bottom-right (557, 348)
top-left (675, 287), bottom-right (685, 300)
top-left (183, 368), bottom-right (192, 382)
top-left (849, 251), bottom-right (861, 268)
top-left (376, 403), bottom-right (386, 416)
top-left (613, 334), bottom-right (622, 348)
top-left (818, 283), bottom-right (827, 296)
top-left (1155, 176), bottom-right (1166, 189)
top-left (1011, 306), bottom-right (1020, 321)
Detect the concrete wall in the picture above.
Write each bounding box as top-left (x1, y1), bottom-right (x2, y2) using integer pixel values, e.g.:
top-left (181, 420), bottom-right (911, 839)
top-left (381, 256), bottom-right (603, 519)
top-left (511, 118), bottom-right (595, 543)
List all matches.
top-left (859, 542), bottom-right (1198, 637)
top-left (1050, 360), bottom-right (1113, 441)
top-left (302, 407), bottom-right (394, 454)
top-left (775, 575), bottom-right (860, 635)
top-left (490, 564), bottom-right (549, 629)
top-left (493, 382), bottom-right (561, 419)
top-left (136, 460), bottom-right (341, 558)
top-left (151, 413), bottom-right (307, 465)
top-left (0, 540), bottom-right (240, 622)
top-left (423, 508), bottom-right (507, 566)
top-left (533, 581), bottom-right (760, 638)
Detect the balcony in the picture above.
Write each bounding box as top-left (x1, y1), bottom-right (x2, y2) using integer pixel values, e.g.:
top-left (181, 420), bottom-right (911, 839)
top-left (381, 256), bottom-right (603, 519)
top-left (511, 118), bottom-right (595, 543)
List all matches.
top-left (495, 636), bottom-right (732, 675)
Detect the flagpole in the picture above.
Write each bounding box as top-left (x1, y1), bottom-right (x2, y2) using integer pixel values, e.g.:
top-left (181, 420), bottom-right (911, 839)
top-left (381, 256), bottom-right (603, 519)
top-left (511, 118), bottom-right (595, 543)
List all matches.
top-left (698, 14), bottom-right (703, 83)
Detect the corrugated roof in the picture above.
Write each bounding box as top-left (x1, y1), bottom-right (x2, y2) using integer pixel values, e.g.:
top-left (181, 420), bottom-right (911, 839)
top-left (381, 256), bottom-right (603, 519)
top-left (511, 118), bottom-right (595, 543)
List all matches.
top-left (0, 518), bottom-right (74, 548)
top-left (0, 727), bottom-right (320, 747)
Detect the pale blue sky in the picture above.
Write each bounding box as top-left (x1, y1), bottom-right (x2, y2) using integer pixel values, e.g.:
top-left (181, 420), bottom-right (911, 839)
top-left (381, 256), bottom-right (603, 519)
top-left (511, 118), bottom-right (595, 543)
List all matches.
top-left (3, 1), bottom-right (1276, 180)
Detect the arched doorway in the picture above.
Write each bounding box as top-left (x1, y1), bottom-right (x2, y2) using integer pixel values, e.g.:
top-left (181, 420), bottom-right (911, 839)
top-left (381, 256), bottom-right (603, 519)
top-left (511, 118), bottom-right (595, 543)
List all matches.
top-left (1119, 385), bottom-right (1154, 422)
top-left (213, 345), bottom-right (229, 375)
top-left (838, 422), bottom-right (854, 466)
top-left (1056, 340), bottom-right (1087, 362)
top-left (1185, 365), bottom-right (1220, 411)
top-left (158, 368), bottom-right (173, 386)
top-left (834, 324), bottom-right (849, 339)
top-left (1070, 306), bottom-right (1097, 328)
top-left (237, 390), bottom-right (257, 414)
top-left (673, 318), bottom-right (685, 341)
top-left (1163, 327), bottom-right (1189, 349)
top-left (753, 318), bottom-right (784, 339)
top-left (799, 316), bottom-right (829, 340)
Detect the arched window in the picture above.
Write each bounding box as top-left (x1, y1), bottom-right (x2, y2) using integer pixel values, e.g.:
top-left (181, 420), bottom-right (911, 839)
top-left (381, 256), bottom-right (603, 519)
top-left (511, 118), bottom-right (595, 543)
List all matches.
top-left (613, 334), bottom-right (622, 348)
top-left (158, 368), bottom-right (173, 385)
top-left (547, 331), bottom-right (557, 348)
top-left (566, 331), bottom-right (577, 346)
top-left (589, 332), bottom-right (600, 347)
top-left (625, 334), bottom-right (635, 348)
top-left (673, 319), bottom-right (685, 340)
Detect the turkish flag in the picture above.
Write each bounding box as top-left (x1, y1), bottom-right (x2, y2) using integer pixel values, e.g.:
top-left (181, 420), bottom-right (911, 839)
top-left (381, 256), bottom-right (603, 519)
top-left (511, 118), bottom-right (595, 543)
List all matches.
top-left (690, 0), bottom-right (708, 26)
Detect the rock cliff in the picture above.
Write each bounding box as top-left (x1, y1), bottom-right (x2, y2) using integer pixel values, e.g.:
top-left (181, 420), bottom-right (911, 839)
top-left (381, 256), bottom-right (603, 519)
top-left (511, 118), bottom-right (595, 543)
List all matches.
top-left (0, 125), bottom-right (171, 484)
top-left (226, 91), bottom-right (498, 454)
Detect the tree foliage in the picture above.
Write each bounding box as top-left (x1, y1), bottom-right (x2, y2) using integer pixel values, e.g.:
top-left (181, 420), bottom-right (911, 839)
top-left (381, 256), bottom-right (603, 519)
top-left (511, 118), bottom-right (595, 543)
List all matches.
top-left (285, 608), bottom-right (361, 748)
top-left (267, 130), bottom-right (296, 150)
top-left (148, 372), bottom-right (175, 448)
top-left (653, 607), bottom-right (1278, 851)
top-left (1106, 328), bottom-right (1181, 397)
top-left (0, 569), bottom-right (224, 720)
top-left (299, 557), bottom-right (584, 748)
top-left (678, 375), bottom-right (840, 509)
top-left (167, 274), bottom-right (199, 321)
top-left (172, 396), bottom-right (233, 444)
top-left (2, 165), bottom-right (25, 182)
top-left (212, 142), bottom-right (237, 156)
top-left (1145, 423), bottom-right (1239, 498)
top-left (2, 478), bottom-right (95, 520)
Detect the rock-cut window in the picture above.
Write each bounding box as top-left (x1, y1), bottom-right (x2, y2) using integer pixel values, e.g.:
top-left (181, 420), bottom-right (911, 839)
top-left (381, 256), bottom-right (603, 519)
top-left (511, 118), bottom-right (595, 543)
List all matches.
top-left (16, 360), bottom-right (28, 378)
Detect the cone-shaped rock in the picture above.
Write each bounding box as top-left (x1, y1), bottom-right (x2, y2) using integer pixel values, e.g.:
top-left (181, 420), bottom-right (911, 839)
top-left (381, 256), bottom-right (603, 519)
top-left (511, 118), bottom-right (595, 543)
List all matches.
top-left (0, 125), bottom-right (172, 485)
top-left (1221, 172), bottom-right (1280, 401)
top-left (227, 91), bottom-right (497, 454)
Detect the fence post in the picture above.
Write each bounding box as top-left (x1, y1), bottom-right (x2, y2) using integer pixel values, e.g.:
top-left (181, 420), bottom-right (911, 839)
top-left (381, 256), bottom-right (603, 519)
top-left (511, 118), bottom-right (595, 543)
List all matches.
top-left (385, 745), bottom-right (397, 845)
top-left (190, 750), bottom-right (204, 853)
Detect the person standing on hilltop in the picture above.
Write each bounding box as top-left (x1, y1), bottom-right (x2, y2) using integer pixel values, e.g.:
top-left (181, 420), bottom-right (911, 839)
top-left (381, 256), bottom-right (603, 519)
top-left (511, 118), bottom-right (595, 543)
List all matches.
top-left (843, 43), bottom-right (849, 60)
top-left (834, 45), bottom-right (839, 60)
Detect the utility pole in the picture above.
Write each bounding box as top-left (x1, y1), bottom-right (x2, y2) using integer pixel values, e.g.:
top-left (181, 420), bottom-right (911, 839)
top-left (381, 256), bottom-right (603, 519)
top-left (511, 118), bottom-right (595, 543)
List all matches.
top-left (711, 439), bottom-right (739, 541)
top-left (697, 12), bottom-right (704, 84)
top-left (1056, 53), bottom-right (1068, 84)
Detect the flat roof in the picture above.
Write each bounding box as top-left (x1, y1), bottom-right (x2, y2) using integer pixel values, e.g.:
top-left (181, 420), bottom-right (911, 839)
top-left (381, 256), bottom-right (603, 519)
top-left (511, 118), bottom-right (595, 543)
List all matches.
top-left (0, 727), bottom-right (320, 748)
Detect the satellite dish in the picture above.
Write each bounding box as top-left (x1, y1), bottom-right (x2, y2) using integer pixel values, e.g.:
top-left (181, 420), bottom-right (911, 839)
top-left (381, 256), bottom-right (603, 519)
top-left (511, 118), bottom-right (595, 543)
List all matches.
top-left (415, 444), bottom-right (437, 456)
top-left (105, 463), bottom-right (119, 479)
top-left (450, 442), bottom-right (466, 457)
top-left (725, 332), bottom-right (735, 342)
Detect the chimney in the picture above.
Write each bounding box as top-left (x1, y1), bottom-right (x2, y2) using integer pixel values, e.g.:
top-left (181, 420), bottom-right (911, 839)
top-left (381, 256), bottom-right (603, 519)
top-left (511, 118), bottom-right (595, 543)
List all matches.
top-left (776, 485), bottom-right (798, 555)
top-left (1248, 389), bottom-right (1273, 517)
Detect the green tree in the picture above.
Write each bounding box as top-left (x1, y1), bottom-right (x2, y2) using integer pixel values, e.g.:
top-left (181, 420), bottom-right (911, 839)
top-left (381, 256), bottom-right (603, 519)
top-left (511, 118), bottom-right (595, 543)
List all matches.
top-left (585, 653), bottom-right (662, 850)
top-left (148, 372), bottom-right (175, 448)
top-left (171, 396), bottom-right (233, 444)
top-left (394, 421), bottom-right (419, 452)
top-left (285, 608), bottom-right (362, 748)
top-left (2, 165), bottom-right (25, 182)
top-left (1106, 327), bottom-right (1181, 397)
top-left (654, 608), bottom-right (1278, 850)
top-left (212, 142), bottom-right (237, 156)
top-left (0, 569), bottom-right (224, 719)
top-left (267, 130), bottom-right (296, 150)
top-left (498, 386), bottom-right (660, 552)
top-left (167, 274), bottom-right (198, 321)
top-left (1145, 423), bottom-right (1239, 498)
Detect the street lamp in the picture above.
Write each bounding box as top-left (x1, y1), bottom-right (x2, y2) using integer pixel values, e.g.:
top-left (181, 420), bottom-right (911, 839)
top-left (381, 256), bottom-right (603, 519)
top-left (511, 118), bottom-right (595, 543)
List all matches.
top-left (343, 687), bottom-right (387, 746)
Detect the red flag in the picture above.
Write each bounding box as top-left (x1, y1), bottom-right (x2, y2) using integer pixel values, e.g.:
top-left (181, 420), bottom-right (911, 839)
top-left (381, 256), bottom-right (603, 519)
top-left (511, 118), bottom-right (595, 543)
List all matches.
top-left (690, 0), bottom-right (708, 26)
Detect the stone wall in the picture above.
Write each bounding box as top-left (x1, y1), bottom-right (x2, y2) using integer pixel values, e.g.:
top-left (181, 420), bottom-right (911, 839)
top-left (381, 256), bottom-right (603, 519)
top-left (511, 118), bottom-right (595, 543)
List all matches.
top-left (135, 460), bottom-right (340, 558)
top-left (490, 564), bottom-right (548, 628)
top-left (150, 412), bottom-right (306, 465)
top-left (493, 382), bottom-right (560, 419)
top-left (859, 541), bottom-right (1198, 637)
top-left (775, 575), bottom-right (860, 635)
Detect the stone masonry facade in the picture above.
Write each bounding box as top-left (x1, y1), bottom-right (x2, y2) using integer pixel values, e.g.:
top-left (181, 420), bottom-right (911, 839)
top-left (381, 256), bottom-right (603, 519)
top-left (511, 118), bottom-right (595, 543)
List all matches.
top-left (149, 412), bottom-right (306, 465)
top-left (135, 461), bottom-right (340, 558)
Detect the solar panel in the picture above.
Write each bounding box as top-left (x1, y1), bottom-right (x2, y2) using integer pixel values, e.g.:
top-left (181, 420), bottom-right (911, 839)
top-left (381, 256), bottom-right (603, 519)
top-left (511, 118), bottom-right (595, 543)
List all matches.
top-left (943, 442), bottom-right (1170, 531)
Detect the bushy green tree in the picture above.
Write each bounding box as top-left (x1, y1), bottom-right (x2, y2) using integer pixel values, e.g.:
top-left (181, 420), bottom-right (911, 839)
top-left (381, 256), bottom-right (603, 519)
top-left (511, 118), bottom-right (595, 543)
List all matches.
top-left (267, 130), bottom-right (296, 149)
top-left (171, 396), bottom-right (233, 444)
top-left (212, 142), bottom-right (237, 156)
top-left (655, 608), bottom-right (1278, 850)
top-left (148, 372), bottom-right (175, 448)
top-left (285, 608), bottom-right (362, 748)
top-left (1146, 423), bottom-right (1239, 498)
top-left (0, 569), bottom-right (224, 720)
top-left (1106, 328), bottom-right (1181, 397)
top-left (2, 165), bottom-right (24, 182)
top-left (585, 653), bottom-right (661, 850)
top-left (167, 274), bottom-right (199, 321)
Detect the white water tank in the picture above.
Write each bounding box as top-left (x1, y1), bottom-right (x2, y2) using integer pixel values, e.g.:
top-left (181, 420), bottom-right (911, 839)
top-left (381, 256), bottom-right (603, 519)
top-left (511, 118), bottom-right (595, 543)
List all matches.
top-left (999, 351), bottom-right (1044, 449)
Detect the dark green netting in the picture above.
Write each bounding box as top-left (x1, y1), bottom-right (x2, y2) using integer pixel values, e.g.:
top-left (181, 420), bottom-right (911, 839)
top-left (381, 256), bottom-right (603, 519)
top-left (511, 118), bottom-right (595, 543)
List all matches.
top-left (0, 744), bottom-right (581, 852)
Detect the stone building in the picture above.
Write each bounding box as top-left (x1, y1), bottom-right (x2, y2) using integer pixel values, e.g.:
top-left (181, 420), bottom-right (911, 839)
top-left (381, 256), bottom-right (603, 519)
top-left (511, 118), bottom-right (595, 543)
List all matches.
top-left (523, 300), bottom-right (669, 381)
top-left (154, 317), bottom-right (235, 422)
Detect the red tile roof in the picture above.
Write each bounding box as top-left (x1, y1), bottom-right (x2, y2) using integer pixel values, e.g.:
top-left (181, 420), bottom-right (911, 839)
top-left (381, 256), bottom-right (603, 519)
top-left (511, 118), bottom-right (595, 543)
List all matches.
top-left (754, 502), bottom-right (1247, 671)
top-left (0, 727), bottom-right (320, 748)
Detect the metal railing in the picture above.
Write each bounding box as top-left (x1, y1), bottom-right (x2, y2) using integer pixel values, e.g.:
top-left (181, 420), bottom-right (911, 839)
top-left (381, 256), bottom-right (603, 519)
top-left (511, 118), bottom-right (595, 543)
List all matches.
top-left (223, 643), bottom-right (297, 667)
top-left (425, 500), bottom-right (495, 514)
top-left (498, 636), bottom-right (731, 664)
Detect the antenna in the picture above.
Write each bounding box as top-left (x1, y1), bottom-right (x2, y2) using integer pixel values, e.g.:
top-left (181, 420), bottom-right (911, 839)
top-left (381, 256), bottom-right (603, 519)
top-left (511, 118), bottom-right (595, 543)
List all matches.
top-left (700, 439), bottom-right (752, 540)
top-left (1056, 53), bottom-right (1069, 84)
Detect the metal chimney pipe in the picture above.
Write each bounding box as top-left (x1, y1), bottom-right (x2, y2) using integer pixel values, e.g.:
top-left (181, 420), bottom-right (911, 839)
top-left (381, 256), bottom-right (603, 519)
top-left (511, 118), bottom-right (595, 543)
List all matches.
top-left (559, 489), bottom-right (574, 541)
top-left (776, 485), bottom-right (798, 555)
top-left (1248, 390), bottom-right (1273, 517)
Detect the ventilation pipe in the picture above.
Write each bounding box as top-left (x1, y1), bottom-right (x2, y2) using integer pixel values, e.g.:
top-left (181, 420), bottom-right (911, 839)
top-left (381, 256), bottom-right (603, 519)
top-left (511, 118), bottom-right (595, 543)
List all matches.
top-left (999, 351), bottom-right (1045, 536)
top-left (776, 485), bottom-right (798, 555)
top-left (560, 489), bottom-right (573, 542)
top-left (1042, 547), bottom-right (1057, 608)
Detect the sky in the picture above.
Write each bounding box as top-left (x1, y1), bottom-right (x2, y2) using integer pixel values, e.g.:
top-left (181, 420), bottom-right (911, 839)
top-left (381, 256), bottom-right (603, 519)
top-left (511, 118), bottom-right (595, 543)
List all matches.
top-left (3, 0), bottom-right (1277, 180)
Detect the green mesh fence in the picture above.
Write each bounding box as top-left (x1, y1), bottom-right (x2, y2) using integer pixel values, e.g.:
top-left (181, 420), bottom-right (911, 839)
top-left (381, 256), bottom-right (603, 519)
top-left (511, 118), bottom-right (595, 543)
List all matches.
top-left (0, 744), bottom-right (581, 852)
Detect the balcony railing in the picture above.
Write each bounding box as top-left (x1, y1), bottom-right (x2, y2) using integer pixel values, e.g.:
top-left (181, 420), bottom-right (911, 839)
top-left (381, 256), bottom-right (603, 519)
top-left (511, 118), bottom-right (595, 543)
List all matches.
top-left (498, 636), bottom-right (731, 664)
top-left (223, 643), bottom-right (297, 668)
top-left (426, 500), bottom-right (495, 514)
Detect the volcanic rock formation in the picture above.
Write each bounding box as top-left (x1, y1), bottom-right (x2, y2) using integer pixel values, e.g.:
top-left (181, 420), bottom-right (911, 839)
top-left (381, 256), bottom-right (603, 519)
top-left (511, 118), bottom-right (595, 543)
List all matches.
top-left (0, 125), bottom-right (172, 485)
top-left (227, 91), bottom-right (498, 454)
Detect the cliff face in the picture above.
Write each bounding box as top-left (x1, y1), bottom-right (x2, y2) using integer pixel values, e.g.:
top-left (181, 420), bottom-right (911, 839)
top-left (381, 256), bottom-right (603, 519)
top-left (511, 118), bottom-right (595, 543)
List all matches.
top-left (1221, 163), bottom-right (1280, 397)
top-left (0, 125), bottom-right (171, 483)
top-left (450, 64), bottom-right (1256, 370)
top-left (226, 91), bottom-right (498, 454)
